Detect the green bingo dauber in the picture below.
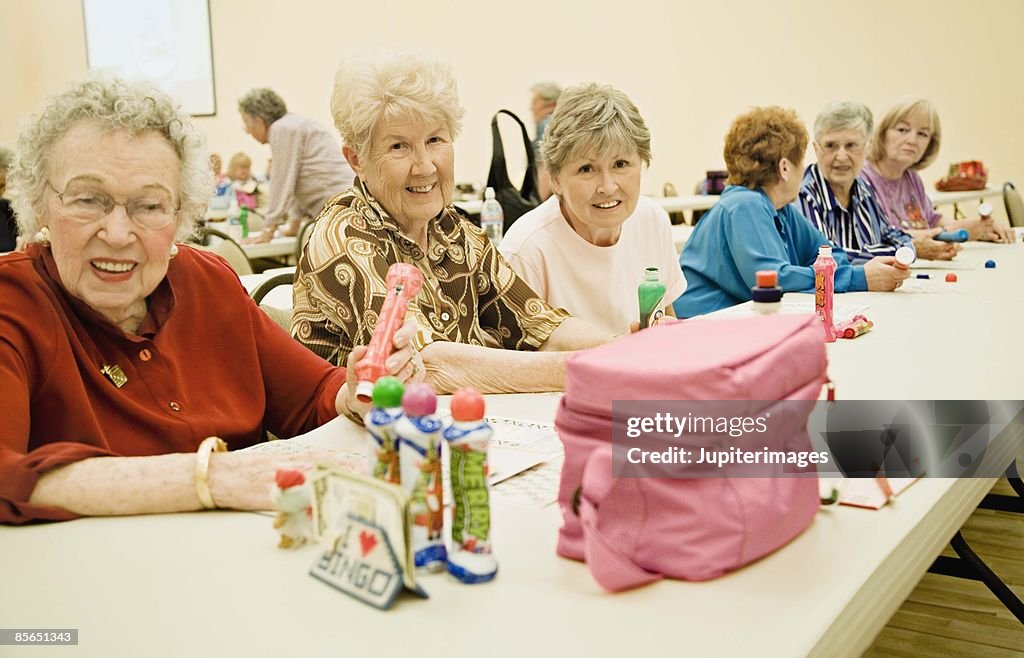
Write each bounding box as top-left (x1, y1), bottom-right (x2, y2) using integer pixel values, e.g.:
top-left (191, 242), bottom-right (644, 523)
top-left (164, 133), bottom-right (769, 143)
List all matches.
top-left (637, 266), bottom-right (666, 329)
top-left (444, 388), bottom-right (498, 584)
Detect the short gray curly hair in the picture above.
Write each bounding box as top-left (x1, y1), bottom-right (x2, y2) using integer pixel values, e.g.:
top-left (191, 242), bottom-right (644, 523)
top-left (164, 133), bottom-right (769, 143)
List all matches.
top-left (237, 88), bottom-right (287, 125)
top-left (813, 101), bottom-right (873, 141)
top-left (331, 50), bottom-right (465, 159)
top-left (541, 83), bottom-right (652, 180)
top-left (9, 75), bottom-right (211, 242)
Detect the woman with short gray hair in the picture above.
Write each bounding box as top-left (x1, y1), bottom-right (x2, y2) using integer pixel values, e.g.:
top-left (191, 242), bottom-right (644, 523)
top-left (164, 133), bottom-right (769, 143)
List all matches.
top-left (798, 101), bottom-right (920, 263)
top-left (499, 83), bottom-right (685, 333)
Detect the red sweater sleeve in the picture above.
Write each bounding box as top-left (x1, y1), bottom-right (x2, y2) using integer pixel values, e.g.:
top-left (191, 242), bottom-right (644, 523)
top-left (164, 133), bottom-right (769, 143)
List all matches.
top-left (0, 443), bottom-right (117, 524)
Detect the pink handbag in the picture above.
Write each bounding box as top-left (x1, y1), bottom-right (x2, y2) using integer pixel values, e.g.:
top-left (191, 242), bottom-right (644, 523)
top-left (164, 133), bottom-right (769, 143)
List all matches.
top-left (555, 314), bottom-right (828, 591)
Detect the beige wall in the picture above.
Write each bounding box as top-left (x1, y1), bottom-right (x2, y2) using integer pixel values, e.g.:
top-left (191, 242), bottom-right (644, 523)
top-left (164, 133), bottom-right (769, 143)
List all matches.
top-left (3, 0), bottom-right (1023, 214)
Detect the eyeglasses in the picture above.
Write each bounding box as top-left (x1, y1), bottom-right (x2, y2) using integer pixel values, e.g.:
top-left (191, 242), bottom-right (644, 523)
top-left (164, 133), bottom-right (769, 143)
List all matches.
top-left (46, 180), bottom-right (179, 230)
top-left (817, 140), bottom-right (865, 155)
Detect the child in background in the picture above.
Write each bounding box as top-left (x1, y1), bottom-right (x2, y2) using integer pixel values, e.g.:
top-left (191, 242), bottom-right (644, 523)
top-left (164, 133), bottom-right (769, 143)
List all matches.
top-left (227, 152), bottom-right (265, 211)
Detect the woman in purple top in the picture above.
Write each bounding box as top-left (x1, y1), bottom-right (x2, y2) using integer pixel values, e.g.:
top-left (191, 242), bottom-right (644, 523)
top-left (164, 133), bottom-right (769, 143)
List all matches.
top-left (862, 98), bottom-right (1013, 249)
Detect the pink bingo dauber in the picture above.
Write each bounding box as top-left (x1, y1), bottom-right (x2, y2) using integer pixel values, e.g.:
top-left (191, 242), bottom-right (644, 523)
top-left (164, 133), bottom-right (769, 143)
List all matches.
top-left (355, 263), bottom-right (424, 402)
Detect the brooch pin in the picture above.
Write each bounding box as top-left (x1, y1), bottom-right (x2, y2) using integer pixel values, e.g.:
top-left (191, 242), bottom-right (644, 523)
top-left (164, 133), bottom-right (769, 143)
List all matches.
top-left (100, 364), bottom-right (128, 389)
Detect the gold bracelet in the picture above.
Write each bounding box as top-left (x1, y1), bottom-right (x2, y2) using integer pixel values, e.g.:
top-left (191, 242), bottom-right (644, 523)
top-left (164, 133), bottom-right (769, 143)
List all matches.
top-left (195, 436), bottom-right (228, 509)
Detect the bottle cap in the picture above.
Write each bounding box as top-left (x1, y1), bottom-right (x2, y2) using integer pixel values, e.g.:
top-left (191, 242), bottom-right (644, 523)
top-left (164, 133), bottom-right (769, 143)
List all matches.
top-left (894, 246), bottom-right (915, 268)
top-left (755, 270), bottom-right (778, 287)
top-left (371, 376), bottom-right (405, 408)
top-left (402, 382), bottom-right (437, 416)
top-left (484, 187), bottom-right (496, 200)
top-left (451, 388), bottom-right (486, 421)
top-left (978, 202), bottom-right (993, 218)
top-left (644, 266), bottom-right (660, 280)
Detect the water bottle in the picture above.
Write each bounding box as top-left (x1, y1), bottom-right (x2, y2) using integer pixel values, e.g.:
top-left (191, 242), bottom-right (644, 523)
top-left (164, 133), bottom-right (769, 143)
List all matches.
top-left (480, 187), bottom-right (504, 247)
top-left (227, 197), bottom-right (243, 241)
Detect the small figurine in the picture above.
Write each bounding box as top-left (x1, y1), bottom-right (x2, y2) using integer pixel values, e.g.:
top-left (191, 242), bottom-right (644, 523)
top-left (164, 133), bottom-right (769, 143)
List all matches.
top-left (271, 469), bottom-right (313, 549)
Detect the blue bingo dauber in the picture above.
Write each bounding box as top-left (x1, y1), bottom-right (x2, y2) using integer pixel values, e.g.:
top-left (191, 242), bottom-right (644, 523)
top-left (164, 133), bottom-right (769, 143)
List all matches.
top-left (934, 229), bottom-right (969, 242)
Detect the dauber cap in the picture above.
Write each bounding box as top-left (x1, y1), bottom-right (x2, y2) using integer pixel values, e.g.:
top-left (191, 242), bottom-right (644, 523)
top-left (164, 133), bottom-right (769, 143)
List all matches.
top-left (402, 382), bottom-right (437, 416)
top-left (755, 270), bottom-right (778, 288)
top-left (451, 388), bottom-right (485, 421)
top-left (372, 376), bottom-right (405, 408)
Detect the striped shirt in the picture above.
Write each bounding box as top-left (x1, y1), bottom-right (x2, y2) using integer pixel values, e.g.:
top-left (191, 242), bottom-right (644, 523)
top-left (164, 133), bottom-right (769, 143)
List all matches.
top-left (265, 113), bottom-right (355, 227)
top-left (798, 164), bottom-right (913, 264)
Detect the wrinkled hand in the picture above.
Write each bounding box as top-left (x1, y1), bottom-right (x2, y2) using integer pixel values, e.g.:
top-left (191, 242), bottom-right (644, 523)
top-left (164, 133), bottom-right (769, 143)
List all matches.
top-left (964, 217), bottom-right (1014, 243)
top-left (911, 229), bottom-right (960, 260)
top-left (864, 256), bottom-right (912, 292)
top-left (339, 317), bottom-right (424, 419)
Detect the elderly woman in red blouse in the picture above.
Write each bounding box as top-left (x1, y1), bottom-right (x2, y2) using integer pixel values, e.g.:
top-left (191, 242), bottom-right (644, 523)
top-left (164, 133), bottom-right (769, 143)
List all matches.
top-left (0, 77), bottom-right (421, 524)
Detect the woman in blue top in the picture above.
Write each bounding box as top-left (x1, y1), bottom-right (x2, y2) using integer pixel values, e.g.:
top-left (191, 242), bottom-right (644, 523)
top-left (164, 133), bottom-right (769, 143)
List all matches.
top-left (673, 106), bottom-right (909, 318)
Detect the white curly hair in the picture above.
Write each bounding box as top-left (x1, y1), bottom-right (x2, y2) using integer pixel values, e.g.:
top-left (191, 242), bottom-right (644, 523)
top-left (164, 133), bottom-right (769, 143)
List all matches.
top-left (9, 75), bottom-right (212, 242)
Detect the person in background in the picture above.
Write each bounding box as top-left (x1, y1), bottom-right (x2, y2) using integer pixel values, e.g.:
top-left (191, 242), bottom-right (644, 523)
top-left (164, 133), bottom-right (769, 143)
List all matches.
top-left (292, 50), bottom-right (615, 394)
top-left (226, 151), bottom-right (264, 211)
top-left (0, 147), bottom-right (18, 251)
top-left (0, 76), bottom-right (421, 525)
top-left (210, 152), bottom-right (224, 185)
top-left (798, 101), bottom-right (925, 264)
top-left (500, 83), bottom-right (684, 334)
top-left (673, 106), bottom-right (909, 318)
top-left (238, 88), bottom-right (355, 242)
top-left (862, 98), bottom-right (1013, 244)
top-left (530, 81), bottom-right (561, 201)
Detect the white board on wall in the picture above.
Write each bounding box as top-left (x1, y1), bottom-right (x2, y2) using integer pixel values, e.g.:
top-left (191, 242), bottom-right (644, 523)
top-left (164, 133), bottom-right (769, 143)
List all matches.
top-left (82, 0), bottom-right (216, 116)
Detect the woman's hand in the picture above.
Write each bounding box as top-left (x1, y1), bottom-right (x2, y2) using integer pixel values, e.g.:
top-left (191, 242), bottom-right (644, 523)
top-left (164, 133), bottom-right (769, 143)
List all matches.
top-left (962, 217), bottom-right (1014, 243)
top-left (864, 256), bottom-right (912, 292)
top-left (336, 317), bottom-right (425, 420)
top-left (911, 229), bottom-right (960, 260)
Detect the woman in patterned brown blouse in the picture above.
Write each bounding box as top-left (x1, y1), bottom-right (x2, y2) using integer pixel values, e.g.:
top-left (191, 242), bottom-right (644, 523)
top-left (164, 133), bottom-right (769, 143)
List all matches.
top-left (292, 50), bottom-right (617, 393)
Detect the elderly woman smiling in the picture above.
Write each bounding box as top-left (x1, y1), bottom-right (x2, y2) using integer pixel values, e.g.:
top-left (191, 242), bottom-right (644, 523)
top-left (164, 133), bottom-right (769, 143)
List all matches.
top-left (292, 51), bottom-right (614, 393)
top-left (798, 102), bottom-right (924, 264)
top-left (672, 106), bottom-right (910, 318)
top-left (0, 77), bottom-right (418, 524)
top-left (862, 98), bottom-right (1013, 244)
top-left (499, 83), bottom-right (685, 334)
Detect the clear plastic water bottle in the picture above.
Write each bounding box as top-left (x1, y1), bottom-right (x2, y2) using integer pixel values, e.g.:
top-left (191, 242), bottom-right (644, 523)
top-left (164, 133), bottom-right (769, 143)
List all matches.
top-left (480, 187), bottom-right (504, 247)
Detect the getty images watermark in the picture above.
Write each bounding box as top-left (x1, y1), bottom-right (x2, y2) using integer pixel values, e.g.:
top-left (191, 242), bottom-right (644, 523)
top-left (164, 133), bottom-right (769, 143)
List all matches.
top-left (610, 400), bottom-right (1024, 478)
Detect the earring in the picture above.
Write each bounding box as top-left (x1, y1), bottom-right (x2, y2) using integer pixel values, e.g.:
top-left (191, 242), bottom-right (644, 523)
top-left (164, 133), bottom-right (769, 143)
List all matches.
top-left (34, 226), bottom-right (51, 245)
top-left (169, 243), bottom-right (179, 259)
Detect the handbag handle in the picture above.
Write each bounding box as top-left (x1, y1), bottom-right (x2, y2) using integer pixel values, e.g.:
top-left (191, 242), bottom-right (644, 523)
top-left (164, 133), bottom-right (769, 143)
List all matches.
top-left (486, 109), bottom-right (539, 200)
top-left (578, 446), bottom-right (662, 592)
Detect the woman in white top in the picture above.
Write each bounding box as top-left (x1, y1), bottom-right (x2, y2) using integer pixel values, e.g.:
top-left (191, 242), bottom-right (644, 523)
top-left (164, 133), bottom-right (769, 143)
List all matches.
top-left (499, 83), bottom-right (685, 334)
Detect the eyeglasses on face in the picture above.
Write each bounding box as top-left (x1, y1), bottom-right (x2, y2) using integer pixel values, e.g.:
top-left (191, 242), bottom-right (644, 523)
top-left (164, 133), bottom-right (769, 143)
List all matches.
top-left (817, 140), bottom-right (865, 155)
top-left (46, 180), bottom-right (179, 230)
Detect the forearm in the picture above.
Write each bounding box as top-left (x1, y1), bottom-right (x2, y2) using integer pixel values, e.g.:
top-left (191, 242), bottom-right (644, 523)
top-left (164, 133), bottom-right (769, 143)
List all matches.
top-left (540, 317), bottom-right (616, 351)
top-left (421, 341), bottom-right (570, 394)
top-left (27, 452), bottom-right (308, 516)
